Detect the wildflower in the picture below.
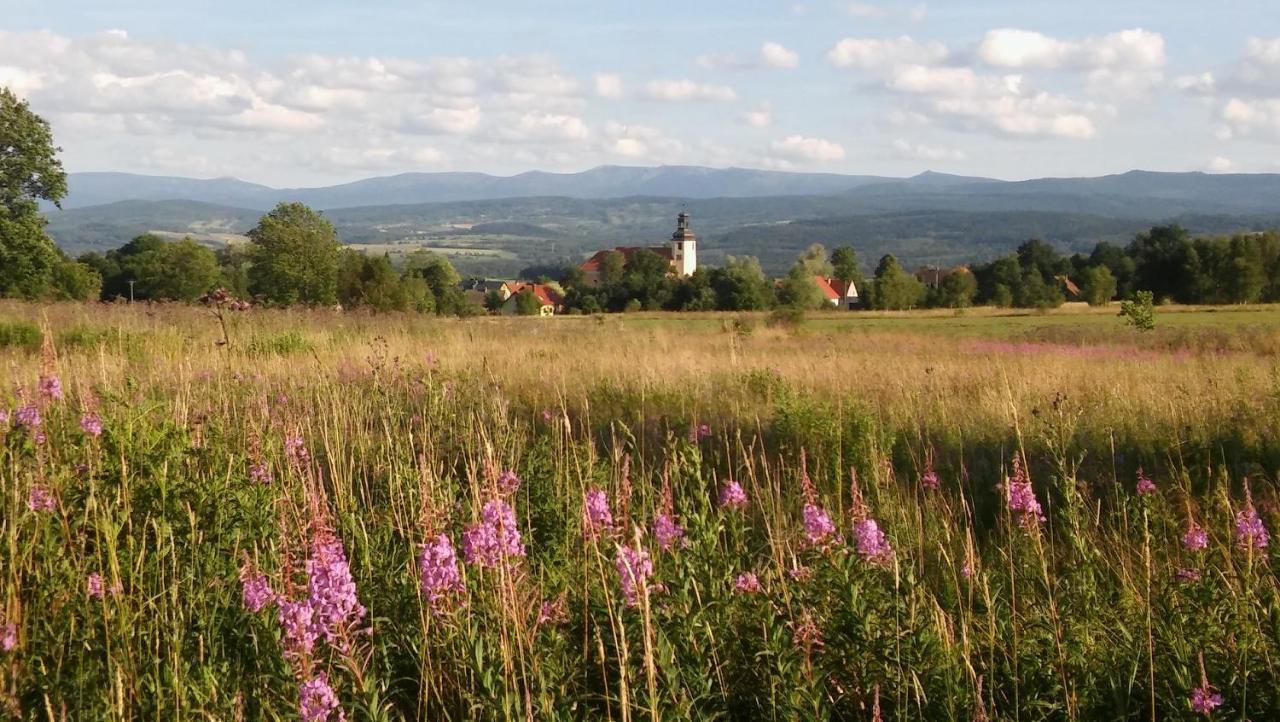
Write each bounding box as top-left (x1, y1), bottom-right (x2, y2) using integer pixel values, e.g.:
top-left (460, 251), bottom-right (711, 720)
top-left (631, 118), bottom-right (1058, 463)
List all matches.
top-left (240, 571), bottom-right (275, 613)
top-left (1190, 684), bottom-right (1223, 715)
top-left (1234, 507), bottom-right (1269, 551)
top-left (541, 409), bottom-right (553, 423)
top-left (802, 503), bottom-right (837, 546)
top-left (14, 404), bottom-right (40, 432)
top-left (652, 513), bottom-right (685, 551)
top-left (1183, 522), bottom-right (1209, 552)
top-left (718, 480), bottom-right (748, 511)
top-left (854, 519), bottom-right (894, 564)
top-left (1003, 459), bottom-right (1045, 530)
top-left (787, 565), bottom-right (813, 583)
top-left (27, 485), bottom-right (56, 512)
top-left (249, 462), bottom-right (273, 485)
top-left (87, 572), bottom-right (105, 599)
top-left (920, 462), bottom-right (939, 490)
top-left (418, 534), bottom-right (465, 611)
top-left (298, 672), bottom-right (345, 722)
top-left (1136, 468), bottom-right (1156, 496)
top-left (733, 572), bottom-right (761, 594)
top-left (0, 622), bottom-right (15, 652)
top-left (536, 595), bottom-right (568, 626)
top-left (38, 374), bottom-right (63, 401)
top-left (1175, 568), bottom-right (1202, 583)
top-left (496, 469), bottom-right (521, 495)
top-left (277, 599), bottom-right (318, 657)
top-left (961, 561), bottom-right (974, 579)
top-left (80, 412), bottom-right (103, 437)
top-left (285, 436), bottom-right (310, 464)
top-left (688, 423), bottom-right (710, 443)
top-left (614, 542), bottom-right (653, 607)
top-left (462, 499), bottom-right (526, 567)
top-left (583, 488), bottom-right (614, 539)
top-left (306, 536), bottom-right (366, 642)
top-left (791, 611), bottom-right (823, 656)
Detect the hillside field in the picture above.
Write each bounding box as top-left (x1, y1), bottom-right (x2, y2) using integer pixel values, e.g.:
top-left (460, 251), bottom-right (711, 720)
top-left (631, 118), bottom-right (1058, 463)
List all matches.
top-left (0, 301), bottom-right (1278, 719)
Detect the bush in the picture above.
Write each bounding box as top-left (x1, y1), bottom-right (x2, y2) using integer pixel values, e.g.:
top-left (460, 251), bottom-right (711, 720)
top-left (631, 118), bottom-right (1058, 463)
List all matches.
top-left (0, 320), bottom-right (41, 350)
top-left (1120, 290), bottom-right (1156, 331)
top-left (244, 330), bottom-right (314, 357)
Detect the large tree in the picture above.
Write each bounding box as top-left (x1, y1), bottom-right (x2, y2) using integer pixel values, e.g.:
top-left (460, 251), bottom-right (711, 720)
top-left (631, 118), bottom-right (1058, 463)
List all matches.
top-left (248, 202), bottom-right (342, 306)
top-left (0, 88), bottom-right (68, 298)
top-left (871, 254), bottom-right (924, 310)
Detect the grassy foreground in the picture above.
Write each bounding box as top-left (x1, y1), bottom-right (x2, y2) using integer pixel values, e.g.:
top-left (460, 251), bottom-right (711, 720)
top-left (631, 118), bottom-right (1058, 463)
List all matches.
top-left (0, 301), bottom-right (1278, 720)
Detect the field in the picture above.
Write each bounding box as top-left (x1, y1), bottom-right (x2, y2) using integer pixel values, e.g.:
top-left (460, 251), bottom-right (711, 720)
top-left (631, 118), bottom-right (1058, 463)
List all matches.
top-left (1, 301), bottom-right (1278, 720)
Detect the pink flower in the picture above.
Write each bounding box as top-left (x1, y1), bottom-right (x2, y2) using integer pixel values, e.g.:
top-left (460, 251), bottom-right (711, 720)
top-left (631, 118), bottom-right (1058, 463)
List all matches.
top-left (461, 499), bottom-right (526, 567)
top-left (277, 599), bottom-right (318, 657)
top-left (496, 470), bottom-right (521, 495)
top-left (418, 534), bottom-right (465, 612)
top-left (299, 672), bottom-right (345, 722)
top-left (614, 543), bottom-right (653, 607)
top-left (305, 537), bottom-right (367, 642)
top-left (652, 513), bottom-right (685, 551)
top-left (854, 519), bottom-right (894, 564)
top-left (920, 465), bottom-right (939, 490)
top-left (0, 622), bottom-right (16, 652)
top-left (733, 572), bottom-right (761, 594)
top-left (80, 413), bottom-right (103, 437)
top-left (583, 488), bottom-right (614, 539)
top-left (285, 436), bottom-right (310, 465)
top-left (86, 572), bottom-right (119, 599)
top-left (718, 481), bottom-right (748, 511)
top-left (1190, 684), bottom-right (1223, 715)
top-left (536, 595), bottom-right (568, 626)
top-left (27, 485), bottom-right (56, 512)
top-left (38, 374), bottom-right (63, 401)
top-left (1135, 468), bottom-right (1156, 496)
top-left (1235, 507), bottom-right (1269, 551)
top-left (249, 462), bottom-right (273, 484)
top-left (1183, 522), bottom-right (1209, 551)
top-left (1003, 459), bottom-right (1045, 530)
top-left (802, 503), bottom-right (837, 546)
top-left (240, 570), bottom-right (275, 613)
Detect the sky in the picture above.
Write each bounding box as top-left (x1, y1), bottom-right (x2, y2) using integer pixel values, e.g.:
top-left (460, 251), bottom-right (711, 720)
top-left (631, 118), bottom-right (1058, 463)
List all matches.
top-left (2, 0), bottom-right (1279, 186)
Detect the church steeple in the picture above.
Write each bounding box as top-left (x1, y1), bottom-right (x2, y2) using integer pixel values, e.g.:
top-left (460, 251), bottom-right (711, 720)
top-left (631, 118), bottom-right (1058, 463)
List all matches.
top-left (670, 212), bottom-right (698, 276)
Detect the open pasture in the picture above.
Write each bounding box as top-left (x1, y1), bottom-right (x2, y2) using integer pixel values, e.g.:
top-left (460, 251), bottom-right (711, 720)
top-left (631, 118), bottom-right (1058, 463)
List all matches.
top-left (0, 302), bottom-right (1277, 720)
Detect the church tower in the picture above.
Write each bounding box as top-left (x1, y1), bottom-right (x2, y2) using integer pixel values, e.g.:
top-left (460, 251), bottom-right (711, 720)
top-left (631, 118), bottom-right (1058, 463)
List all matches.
top-left (669, 212), bottom-right (697, 277)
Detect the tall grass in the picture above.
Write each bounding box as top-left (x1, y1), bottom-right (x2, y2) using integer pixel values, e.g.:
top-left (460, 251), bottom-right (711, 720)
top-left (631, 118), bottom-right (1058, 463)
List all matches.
top-left (0, 301), bottom-right (1276, 720)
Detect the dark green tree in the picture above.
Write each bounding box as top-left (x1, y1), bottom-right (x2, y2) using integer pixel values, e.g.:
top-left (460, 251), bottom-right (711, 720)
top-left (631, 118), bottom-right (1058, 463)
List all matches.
top-left (1079, 266), bottom-right (1117, 306)
top-left (871, 254), bottom-right (924, 310)
top-left (247, 202), bottom-right (341, 306)
top-left (513, 289), bottom-right (543, 316)
top-left (830, 246), bottom-right (864, 296)
top-left (50, 257), bottom-right (102, 301)
top-left (0, 88), bottom-right (67, 298)
top-left (935, 269), bottom-right (977, 308)
top-left (778, 264), bottom-right (826, 310)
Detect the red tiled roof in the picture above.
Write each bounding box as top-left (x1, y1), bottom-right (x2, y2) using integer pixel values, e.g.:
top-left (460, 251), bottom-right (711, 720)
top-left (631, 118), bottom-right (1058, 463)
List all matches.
top-left (580, 246), bottom-right (673, 272)
top-left (829, 279), bottom-right (857, 298)
top-left (813, 276), bottom-right (841, 301)
top-left (508, 283), bottom-right (562, 307)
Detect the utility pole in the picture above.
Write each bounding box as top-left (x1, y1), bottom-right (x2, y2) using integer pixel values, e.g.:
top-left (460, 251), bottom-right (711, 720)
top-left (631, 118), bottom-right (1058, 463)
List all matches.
top-left (128, 280), bottom-right (135, 303)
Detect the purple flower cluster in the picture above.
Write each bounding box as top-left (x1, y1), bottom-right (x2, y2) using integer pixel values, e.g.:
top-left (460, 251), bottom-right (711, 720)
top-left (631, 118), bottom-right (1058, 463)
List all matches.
top-left (1135, 469), bottom-right (1156, 496)
top-left (1190, 684), bottom-right (1223, 715)
top-left (306, 538), bottom-right (367, 642)
top-left (1175, 568), bottom-right (1202, 583)
top-left (418, 534), bottom-right (465, 611)
top-left (38, 374), bottom-right (63, 401)
top-left (1234, 507), bottom-right (1269, 551)
top-left (854, 519), bottom-right (894, 564)
top-left (733, 572), bottom-right (761, 594)
top-left (241, 572), bottom-right (275, 613)
top-left (249, 462), bottom-right (274, 485)
top-left (802, 503), bottom-right (837, 546)
top-left (583, 488), bottom-right (614, 539)
top-left (27, 485), bottom-right (56, 512)
top-left (719, 481), bottom-right (748, 511)
top-left (86, 572), bottom-right (120, 599)
top-left (1004, 463), bottom-right (1045, 530)
top-left (285, 436), bottom-right (310, 465)
top-left (496, 469), bottom-right (521, 495)
top-left (1, 622), bottom-right (16, 652)
top-left (1183, 522), bottom-right (1209, 551)
top-left (920, 467), bottom-right (939, 491)
top-left (652, 513), bottom-right (685, 551)
top-left (536, 595), bottom-right (568, 626)
top-left (462, 500), bottom-right (525, 567)
top-left (614, 543), bottom-right (653, 607)
top-left (299, 673), bottom-right (346, 722)
top-left (80, 412), bottom-right (103, 438)
top-left (14, 405), bottom-right (40, 432)
top-left (278, 599), bottom-right (319, 657)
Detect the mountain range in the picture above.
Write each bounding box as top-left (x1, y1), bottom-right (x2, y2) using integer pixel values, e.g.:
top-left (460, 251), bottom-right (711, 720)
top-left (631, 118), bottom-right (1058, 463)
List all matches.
top-left (42, 165), bottom-right (1280, 276)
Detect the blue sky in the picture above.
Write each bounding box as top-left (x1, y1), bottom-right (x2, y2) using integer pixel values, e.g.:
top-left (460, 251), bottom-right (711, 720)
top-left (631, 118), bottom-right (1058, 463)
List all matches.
top-left (3, 1), bottom-right (1278, 185)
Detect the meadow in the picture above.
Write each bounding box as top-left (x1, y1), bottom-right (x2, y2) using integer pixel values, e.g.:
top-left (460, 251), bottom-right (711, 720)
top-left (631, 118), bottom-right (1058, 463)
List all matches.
top-left (0, 300), bottom-right (1278, 720)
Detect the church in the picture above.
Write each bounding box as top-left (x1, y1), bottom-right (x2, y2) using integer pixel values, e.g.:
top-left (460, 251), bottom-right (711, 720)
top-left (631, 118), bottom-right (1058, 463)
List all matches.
top-left (578, 212), bottom-right (698, 284)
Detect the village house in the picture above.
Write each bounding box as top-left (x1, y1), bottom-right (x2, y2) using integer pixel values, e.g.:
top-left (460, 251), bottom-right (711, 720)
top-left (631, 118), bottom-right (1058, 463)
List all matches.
top-left (579, 212), bottom-right (698, 284)
top-left (499, 282), bottom-right (563, 317)
top-left (815, 277), bottom-right (860, 309)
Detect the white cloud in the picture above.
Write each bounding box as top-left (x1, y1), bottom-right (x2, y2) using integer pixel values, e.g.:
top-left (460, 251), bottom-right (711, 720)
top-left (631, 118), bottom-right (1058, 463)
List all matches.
top-left (496, 112), bottom-right (590, 143)
top-left (1207, 156), bottom-right (1235, 172)
top-left (600, 121), bottom-right (684, 161)
top-left (891, 138), bottom-right (966, 161)
top-left (643, 79), bottom-right (738, 102)
top-left (978, 28), bottom-right (1165, 71)
top-left (0, 65), bottom-right (45, 96)
top-left (594, 73), bottom-right (623, 98)
top-left (402, 106), bottom-right (482, 136)
top-left (888, 65), bottom-right (1102, 140)
top-left (1172, 72), bottom-right (1216, 96)
top-left (742, 103), bottom-right (773, 127)
top-left (827, 36), bottom-right (949, 69)
top-left (1245, 36), bottom-right (1280, 68)
top-left (1220, 97), bottom-right (1280, 140)
top-left (768, 135), bottom-right (846, 163)
top-left (760, 42), bottom-right (801, 69)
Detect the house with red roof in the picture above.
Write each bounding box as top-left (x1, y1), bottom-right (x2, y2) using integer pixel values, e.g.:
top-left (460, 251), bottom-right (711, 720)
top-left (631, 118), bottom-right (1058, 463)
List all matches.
top-left (500, 283), bottom-right (564, 317)
top-left (814, 276), bottom-right (860, 309)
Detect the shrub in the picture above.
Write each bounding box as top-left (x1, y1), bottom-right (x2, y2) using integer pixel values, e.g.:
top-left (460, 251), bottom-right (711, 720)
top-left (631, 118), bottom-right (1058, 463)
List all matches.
top-left (0, 319), bottom-right (41, 349)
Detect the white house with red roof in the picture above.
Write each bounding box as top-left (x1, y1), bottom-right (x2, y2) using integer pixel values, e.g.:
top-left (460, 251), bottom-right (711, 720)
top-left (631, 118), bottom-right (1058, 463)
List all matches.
top-left (814, 276), bottom-right (860, 309)
top-left (500, 282), bottom-right (563, 317)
